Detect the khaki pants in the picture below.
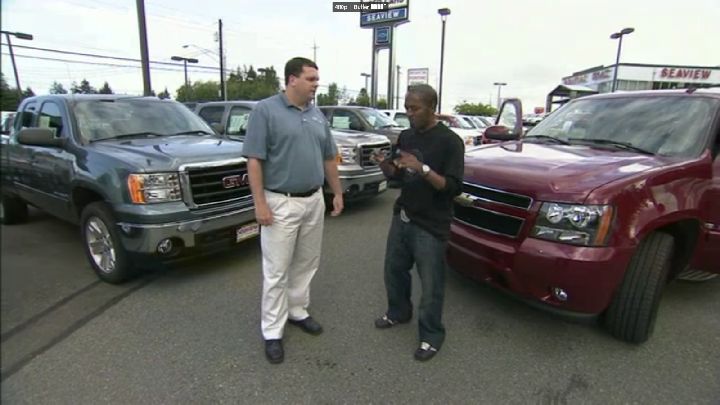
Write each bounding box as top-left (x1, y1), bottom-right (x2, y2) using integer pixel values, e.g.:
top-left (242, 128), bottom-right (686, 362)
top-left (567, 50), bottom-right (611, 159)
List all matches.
top-left (260, 189), bottom-right (325, 339)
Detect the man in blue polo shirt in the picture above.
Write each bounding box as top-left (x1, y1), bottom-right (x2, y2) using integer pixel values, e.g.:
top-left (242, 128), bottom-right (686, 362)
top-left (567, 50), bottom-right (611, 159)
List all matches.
top-left (243, 57), bottom-right (343, 364)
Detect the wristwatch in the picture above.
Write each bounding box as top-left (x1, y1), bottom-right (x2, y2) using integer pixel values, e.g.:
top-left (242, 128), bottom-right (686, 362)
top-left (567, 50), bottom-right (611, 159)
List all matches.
top-left (421, 164), bottom-right (431, 176)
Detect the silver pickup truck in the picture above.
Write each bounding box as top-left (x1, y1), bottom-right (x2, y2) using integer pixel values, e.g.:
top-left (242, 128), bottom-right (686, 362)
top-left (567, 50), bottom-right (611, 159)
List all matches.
top-left (195, 101), bottom-right (392, 202)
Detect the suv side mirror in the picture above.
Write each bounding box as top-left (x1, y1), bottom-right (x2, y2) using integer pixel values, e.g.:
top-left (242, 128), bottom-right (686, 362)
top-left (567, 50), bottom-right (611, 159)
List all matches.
top-left (486, 98), bottom-right (523, 141)
top-left (17, 128), bottom-right (65, 147)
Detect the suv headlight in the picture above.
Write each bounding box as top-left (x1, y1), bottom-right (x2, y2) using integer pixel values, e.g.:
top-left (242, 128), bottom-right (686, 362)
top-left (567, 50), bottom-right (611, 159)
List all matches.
top-left (335, 144), bottom-right (357, 164)
top-left (531, 203), bottom-right (613, 246)
top-left (128, 173), bottom-right (182, 204)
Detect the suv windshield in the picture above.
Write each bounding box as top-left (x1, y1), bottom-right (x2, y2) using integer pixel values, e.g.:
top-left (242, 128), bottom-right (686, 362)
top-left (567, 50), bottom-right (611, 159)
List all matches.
top-left (74, 99), bottom-right (215, 142)
top-left (528, 96), bottom-right (719, 157)
top-left (358, 108), bottom-right (398, 129)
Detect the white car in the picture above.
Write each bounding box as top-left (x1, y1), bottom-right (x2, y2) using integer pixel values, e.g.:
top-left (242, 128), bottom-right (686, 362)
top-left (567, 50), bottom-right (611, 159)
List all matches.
top-left (437, 114), bottom-right (483, 146)
top-left (378, 109), bottom-right (410, 129)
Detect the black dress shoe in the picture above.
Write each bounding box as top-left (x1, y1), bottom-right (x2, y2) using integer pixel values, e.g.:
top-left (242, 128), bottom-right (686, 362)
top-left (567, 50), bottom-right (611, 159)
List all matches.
top-left (288, 316), bottom-right (323, 335)
top-left (265, 339), bottom-right (284, 364)
top-left (374, 314), bottom-right (411, 329)
top-left (414, 342), bottom-right (439, 361)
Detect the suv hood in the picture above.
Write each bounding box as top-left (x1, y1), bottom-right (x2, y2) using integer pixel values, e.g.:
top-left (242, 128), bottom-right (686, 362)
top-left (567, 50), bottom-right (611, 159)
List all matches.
top-left (464, 142), bottom-right (679, 202)
top-left (89, 135), bottom-right (245, 171)
top-left (331, 129), bottom-right (391, 146)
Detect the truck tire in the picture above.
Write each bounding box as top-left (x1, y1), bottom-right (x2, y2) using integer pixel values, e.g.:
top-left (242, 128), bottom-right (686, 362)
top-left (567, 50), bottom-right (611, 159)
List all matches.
top-left (604, 232), bottom-right (674, 343)
top-left (80, 202), bottom-right (134, 284)
top-left (1, 195), bottom-right (28, 225)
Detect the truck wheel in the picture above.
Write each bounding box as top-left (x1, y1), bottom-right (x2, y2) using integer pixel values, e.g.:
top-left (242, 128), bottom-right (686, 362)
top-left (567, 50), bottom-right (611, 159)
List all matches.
top-left (1, 195), bottom-right (28, 225)
top-left (604, 232), bottom-right (674, 343)
top-left (80, 202), bottom-right (134, 284)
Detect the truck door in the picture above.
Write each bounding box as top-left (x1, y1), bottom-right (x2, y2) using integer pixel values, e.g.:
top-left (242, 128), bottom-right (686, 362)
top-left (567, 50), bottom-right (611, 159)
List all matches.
top-left (6, 101), bottom-right (38, 202)
top-left (691, 126), bottom-right (720, 273)
top-left (26, 101), bottom-right (75, 219)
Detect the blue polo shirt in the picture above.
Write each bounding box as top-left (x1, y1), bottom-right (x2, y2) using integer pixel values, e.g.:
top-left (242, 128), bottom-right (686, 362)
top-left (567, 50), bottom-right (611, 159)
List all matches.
top-left (242, 93), bottom-right (337, 193)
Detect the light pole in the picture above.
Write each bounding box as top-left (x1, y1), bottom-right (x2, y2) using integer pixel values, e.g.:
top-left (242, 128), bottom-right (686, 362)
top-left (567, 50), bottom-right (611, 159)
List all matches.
top-left (1, 30), bottom-right (34, 98)
top-left (493, 82), bottom-right (507, 109)
top-left (610, 27), bottom-right (634, 92)
top-left (396, 65), bottom-right (401, 109)
top-left (171, 56), bottom-right (199, 89)
top-left (183, 44), bottom-right (226, 100)
top-left (437, 7), bottom-right (451, 113)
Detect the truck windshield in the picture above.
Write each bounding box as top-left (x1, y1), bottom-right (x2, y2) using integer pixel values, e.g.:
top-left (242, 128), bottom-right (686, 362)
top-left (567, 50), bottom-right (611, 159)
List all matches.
top-left (528, 96), bottom-right (719, 157)
top-left (358, 108), bottom-right (400, 129)
top-left (74, 99), bottom-right (216, 143)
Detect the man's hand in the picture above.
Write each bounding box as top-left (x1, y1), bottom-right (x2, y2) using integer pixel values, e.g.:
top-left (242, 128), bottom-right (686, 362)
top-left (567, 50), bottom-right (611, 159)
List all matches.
top-left (255, 201), bottom-right (273, 226)
top-left (395, 150), bottom-right (423, 172)
top-left (330, 194), bottom-right (344, 217)
top-left (370, 150), bottom-right (387, 164)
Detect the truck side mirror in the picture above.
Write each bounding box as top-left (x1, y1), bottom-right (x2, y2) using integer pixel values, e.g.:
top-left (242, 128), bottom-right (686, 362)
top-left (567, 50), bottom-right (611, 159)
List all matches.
top-left (210, 122), bottom-right (225, 135)
top-left (17, 128), bottom-right (66, 147)
top-left (486, 98), bottom-right (523, 141)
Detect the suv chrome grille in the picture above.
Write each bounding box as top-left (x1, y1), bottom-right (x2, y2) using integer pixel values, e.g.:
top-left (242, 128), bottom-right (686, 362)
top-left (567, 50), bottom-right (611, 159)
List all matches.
top-left (186, 162), bottom-right (252, 207)
top-left (359, 142), bottom-right (392, 168)
top-left (453, 182), bottom-right (532, 238)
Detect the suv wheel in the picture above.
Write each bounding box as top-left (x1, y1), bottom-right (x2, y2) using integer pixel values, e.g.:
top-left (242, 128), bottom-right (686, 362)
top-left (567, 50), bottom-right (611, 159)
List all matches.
top-left (604, 232), bottom-right (674, 343)
top-left (80, 202), bottom-right (134, 284)
top-left (1, 195), bottom-right (28, 225)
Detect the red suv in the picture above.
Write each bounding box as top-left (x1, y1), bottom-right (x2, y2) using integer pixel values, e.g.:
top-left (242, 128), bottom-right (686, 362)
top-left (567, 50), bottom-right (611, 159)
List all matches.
top-left (448, 89), bottom-right (719, 343)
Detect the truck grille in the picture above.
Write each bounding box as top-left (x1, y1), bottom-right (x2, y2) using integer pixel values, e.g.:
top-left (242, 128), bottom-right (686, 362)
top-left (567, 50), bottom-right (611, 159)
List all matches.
top-left (359, 142), bottom-right (392, 168)
top-left (186, 163), bottom-right (252, 206)
top-left (452, 182), bottom-right (532, 238)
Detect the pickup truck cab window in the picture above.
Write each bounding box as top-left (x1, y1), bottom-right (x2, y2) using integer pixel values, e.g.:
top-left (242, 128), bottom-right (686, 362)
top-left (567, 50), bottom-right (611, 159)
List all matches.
top-left (331, 109), bottom-right (362, 131)
top-left (198, 106), bottom-right (225, 126)
top-left (226, 106), bottom-right (251, 136)
top-left (38, 101), bottom-right (65, 137)
top-left (17, 101), bottom-right (38, 130)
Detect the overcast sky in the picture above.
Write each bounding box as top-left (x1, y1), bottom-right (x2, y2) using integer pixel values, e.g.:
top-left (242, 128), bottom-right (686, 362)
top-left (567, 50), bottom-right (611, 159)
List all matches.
top-left (2, 0), bottom-right (719, 111)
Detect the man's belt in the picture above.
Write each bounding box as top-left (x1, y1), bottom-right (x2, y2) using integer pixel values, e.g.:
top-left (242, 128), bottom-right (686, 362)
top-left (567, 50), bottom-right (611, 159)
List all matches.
top-left (266, 187), bottom-right (320, 198)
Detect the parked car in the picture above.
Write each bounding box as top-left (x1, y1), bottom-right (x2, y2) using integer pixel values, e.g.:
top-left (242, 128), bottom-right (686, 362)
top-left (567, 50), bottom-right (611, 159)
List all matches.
top-left (437, 113), bottom-right (483, 146)
top-left (379, 109), bottom-right (410, 129)
top-left (318, 105), bottom-right (403, 145)
top-left (1, 111), bottom-right (15, 144)
top-left (195, 101), bottom-right (392, 202)
top-left (448, 89), bottom-right (720, 343)
top-left (1, 95), bottom-right (258, 283)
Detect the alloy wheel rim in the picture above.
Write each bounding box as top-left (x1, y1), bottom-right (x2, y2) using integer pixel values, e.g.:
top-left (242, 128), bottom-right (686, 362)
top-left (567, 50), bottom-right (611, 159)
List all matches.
top-left (85, 217), bottom-right (116, 274)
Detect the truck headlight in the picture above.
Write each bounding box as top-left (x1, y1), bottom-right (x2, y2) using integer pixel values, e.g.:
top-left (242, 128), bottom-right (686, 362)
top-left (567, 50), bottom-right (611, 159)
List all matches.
top-left (531, 203), bottom-right (613, 246)
top-left (335, 144), bottom-right (356, 164)
top-left (128, 173), bottom-right (182, 204)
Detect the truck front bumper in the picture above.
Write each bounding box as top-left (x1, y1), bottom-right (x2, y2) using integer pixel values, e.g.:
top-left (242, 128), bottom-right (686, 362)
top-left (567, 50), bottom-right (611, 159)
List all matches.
top-left (116, 205), bottom-right (257, 257)
top-left (447, 221), bottom-right (636, 315)
top-left (327, 169), bottom-right (388, 201)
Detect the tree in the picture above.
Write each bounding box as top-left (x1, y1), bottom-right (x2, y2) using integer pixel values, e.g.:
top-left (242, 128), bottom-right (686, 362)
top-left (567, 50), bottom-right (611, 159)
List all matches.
top-left (453, 101), bottom-right (497, 116)
top-left (157, 88), bottom-right (171, 99)
top-left (175, 81), bottom-right (220, 102)
top-left (98, 82), bottom-right (113, 94)
top-left (224, 65), bottom-right (280, 101)
top-left (71, 79), bottom-right (97, 94)
top-left (49, 81), bottom-right (68, 94)
top-left (376, 98), bottom-right (388, 109)
top-left (355, 88), bottom-right (370, 107)
top-left (22, 87), bottom-right (35, 98)
top-left (0, 73), bottom-right (20, 111)
top-left (316, 83), bottom-right (339, 106)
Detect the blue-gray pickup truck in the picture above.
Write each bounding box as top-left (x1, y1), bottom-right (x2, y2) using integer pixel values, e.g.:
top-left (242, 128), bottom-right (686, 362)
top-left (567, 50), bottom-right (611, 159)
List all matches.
top-left (1, 95), bottom-right (258, 283)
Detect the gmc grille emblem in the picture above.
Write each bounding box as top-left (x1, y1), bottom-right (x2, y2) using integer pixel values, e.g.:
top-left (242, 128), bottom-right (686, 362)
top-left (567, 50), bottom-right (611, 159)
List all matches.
top-left (222, 174), bottom-right (249, 189)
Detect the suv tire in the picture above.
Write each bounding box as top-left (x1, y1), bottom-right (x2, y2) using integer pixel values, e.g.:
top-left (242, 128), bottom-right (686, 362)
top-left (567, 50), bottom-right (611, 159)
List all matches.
top-left (1, 195), bottom-right (29, 225)
top-left (604, 232), bottom-right (674, 343)
top-left (80, 202), bottom-right (134, 284)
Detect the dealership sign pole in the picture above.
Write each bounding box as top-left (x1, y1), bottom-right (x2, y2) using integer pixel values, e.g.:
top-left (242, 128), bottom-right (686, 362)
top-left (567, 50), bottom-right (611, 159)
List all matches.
top-left (358, 0), bottom-right (410, 107)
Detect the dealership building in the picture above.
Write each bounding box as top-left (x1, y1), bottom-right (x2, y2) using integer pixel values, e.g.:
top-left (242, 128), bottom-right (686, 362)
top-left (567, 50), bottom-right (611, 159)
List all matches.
top-left (546, 63), bottom-right (720, 111)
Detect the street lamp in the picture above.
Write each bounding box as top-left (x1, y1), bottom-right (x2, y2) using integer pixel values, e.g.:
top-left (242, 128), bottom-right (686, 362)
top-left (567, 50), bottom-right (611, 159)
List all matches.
top-left (493, 82), bottom-right (507, 109)
top-left (1, 30), bottom-right (34, 98)
top-left (183, 44), bottom-right (226, 100)
top-left (360, 73), bottom-right (371, 92)
top-left (610, 27), bottom-right (634, 92)
top-left (171, 56), bottom-right (199, 89)
top-left (437, 7), bottom-right (451, 113)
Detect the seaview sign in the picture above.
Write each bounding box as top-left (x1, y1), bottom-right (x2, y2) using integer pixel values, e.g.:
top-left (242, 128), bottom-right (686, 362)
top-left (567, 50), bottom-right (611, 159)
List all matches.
top-left (360, 8), bottom-right (408, 26)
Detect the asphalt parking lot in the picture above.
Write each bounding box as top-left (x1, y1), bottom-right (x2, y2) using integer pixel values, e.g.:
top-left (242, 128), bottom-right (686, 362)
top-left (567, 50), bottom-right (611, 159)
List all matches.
top-left (2, 190), bottom-right (719, 404)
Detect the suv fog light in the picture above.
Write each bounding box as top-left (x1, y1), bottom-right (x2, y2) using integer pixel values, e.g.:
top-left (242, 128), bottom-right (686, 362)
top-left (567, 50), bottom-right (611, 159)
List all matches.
top-left (552, 287), bottom-right (568, 302)
top-left (157, 238), bottom-right (173, 254)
